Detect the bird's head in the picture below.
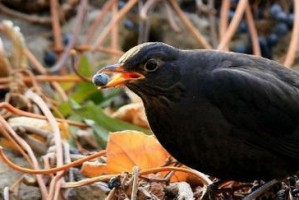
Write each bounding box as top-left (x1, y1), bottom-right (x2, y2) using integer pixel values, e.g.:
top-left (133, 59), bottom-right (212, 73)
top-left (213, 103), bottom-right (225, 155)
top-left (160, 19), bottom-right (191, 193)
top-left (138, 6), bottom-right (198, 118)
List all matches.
top-left (92, 42), bottom-right (184, 103)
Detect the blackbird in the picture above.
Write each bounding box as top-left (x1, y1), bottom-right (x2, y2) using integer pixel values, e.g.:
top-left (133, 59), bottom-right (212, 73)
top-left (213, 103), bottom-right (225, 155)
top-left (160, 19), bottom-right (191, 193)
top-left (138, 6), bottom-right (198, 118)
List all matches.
top-left (92, 42), bottom-right (299, 182)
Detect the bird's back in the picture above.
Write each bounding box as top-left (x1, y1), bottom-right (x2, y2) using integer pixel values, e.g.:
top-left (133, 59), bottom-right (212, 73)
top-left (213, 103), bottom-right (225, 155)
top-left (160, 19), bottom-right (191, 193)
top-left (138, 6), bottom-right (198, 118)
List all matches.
top-left (149, 50), bottom-right (299, 181)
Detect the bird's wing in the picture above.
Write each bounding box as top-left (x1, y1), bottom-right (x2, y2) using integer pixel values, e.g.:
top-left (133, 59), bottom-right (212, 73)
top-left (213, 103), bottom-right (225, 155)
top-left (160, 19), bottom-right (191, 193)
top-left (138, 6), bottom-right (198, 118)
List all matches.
top-left (201, 67), bottom-right (299, 159)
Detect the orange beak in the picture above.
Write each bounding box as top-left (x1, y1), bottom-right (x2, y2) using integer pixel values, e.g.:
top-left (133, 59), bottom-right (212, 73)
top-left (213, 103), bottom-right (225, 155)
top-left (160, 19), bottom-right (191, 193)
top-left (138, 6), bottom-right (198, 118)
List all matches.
top-left (92, 64), bottom-right (144, 88)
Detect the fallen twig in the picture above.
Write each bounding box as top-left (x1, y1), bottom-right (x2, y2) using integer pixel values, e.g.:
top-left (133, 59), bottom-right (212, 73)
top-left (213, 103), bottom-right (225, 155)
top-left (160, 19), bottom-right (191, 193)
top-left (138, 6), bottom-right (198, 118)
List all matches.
top-left (0, 3), bottom-right (51, 24)
top-left (131, 166), bottom-right (139, 200)
top-left (50, 0), bottom-right (63, 53)
top-left (245, 4), bottom-right (261, 56)
top-left (92, 0), bottom-right (139, 50)
top-left (218, 0), bottom-right (248, 50)
top-left (25, 90), bottom-right (65, 200)
top-left (84, 0), bottom-right (118, 44)
top-left (0, 116), bottom-right (49, 199)
top-left (284, 0), bottom-right (299, 67)
top-left (48, 0), bottom-right (88, 73)
top-left (25, 48), bottom-right (68, 101)
top-left (218, 0), bottom-right (230, 50)
top-left (0, 75), bottom-right (90, 84)
top-left (168, 0), bottom-right (212, 49)
top-left (0, 146), bottom-right (106, 174)
top-left (0, 102), bottom-right (88, 128)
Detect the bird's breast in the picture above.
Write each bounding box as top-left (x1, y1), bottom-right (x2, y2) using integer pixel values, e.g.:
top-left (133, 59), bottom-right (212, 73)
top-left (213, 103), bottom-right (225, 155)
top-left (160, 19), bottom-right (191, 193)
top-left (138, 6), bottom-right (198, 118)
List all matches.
top-left (145, 96), bottom-right (232, 161)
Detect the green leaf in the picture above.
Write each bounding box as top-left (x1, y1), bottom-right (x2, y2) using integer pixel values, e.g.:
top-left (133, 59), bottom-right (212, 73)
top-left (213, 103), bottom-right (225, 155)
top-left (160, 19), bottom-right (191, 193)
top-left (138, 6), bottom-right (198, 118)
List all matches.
top-left (73, 101), bottom-right (151, 134)
top-left (78, 55), bottom-right (92, 76)
top-left (59, 55), bottom-right (92, 90)
top-left (57, 101), bottom-right (71, 116)
top-left (71, 82), bottom-right (99, 103)
top-left (90, 88), bottom-right (121, 106)
top-left (85, 119), bottom-right (108, 147)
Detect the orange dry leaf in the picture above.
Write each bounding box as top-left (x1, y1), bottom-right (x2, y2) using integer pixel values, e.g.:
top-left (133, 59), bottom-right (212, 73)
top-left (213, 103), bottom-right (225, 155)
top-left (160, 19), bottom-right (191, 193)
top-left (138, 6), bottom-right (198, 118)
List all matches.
top-left (82, 130), bottom-right (170, 176)
top-left (82, 131), bottom-right (194, 182)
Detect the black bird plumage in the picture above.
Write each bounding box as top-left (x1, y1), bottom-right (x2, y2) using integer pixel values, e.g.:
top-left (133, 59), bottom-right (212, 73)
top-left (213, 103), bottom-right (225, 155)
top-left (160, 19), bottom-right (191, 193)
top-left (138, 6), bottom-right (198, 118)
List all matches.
top-left (93, 42), bottom-right (299, 182)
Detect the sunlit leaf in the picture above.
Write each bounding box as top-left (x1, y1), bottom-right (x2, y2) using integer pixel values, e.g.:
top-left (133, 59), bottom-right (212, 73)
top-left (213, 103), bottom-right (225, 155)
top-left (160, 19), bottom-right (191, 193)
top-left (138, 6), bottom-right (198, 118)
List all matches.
top-left (81, 131), bottom-right (191, 182)
top-left (72, 101), bottom-right (151, 134)
top-left (82, 130), bottom-right (170, 176)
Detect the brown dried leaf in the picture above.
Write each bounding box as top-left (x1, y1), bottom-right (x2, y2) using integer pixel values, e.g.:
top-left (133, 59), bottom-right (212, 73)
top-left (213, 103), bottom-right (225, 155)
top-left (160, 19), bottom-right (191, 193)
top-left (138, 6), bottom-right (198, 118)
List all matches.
top-left (81, 130), bottom-right (170, 176)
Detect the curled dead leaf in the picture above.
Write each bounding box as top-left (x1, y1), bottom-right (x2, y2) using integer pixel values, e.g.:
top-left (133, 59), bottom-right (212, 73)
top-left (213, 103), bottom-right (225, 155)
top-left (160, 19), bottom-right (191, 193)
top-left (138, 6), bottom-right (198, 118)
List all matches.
top-left (111, 102), bottom-right (149, 128)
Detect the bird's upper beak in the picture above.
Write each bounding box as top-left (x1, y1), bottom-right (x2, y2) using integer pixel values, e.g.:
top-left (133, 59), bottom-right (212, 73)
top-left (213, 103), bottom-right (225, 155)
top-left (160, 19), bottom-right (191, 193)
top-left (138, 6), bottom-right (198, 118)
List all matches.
top-left (92, 64), bottom-right (145, 88)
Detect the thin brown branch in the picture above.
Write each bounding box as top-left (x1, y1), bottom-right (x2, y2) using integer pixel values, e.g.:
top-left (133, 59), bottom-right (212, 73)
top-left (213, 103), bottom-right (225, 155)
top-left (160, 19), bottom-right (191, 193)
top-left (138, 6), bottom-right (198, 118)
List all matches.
top-left (62, 166), bottom-right (213, 189)
top-left (164, 1), bottom-right (181, 33)
top-left (217, 0), bottom-right (248, 50)
top-left (14, 69), bottom-right (42, 94)
top-left (0, 116), bottom-right (49, 199)
top-left (63, 142), bottom-right (74, 183)
top-left (245, 5), bottom-right (261, 56)
top-left (0, 75), bottom-right (90, 84)
top-left (48, 0), bottom-right (88, 73)
top-left (0, 125), bottom-right (32, 165)
top-left (95, 47), bottom-right (124, 56)
top-left (140, 0), bottom-right (161, 20)
top-left (138, 1), bottom-right (151, 44)
top-left (131, 166), bottom-right (139, 200)
top-left (25, 48), bottom-right (47, 74)
top-left (48, 173), bottom-right (64, 200)
top-left (92, 0), bottom-right (139, 50)
top-left (0, 84), bottom-right (9, 90)
top-left (0, 102), bottom-right (88, 128)
top-left (219, 0), bottom-right (230, 50)
top-left (207, 0), bottom-right (218, 48)
top-left (50, 0), bottom-right (64, 53)
top-left (105, 188), bottom-right (116, 200)
top-left (0, 37), bottom-right (11, 76)
top-left (62, 174), bottom-right (115, 188)
top-left (76, 45), bottom-right (124, 56)
top-left (140, 166), bottom-right (213, 185)
top-left (69, 50), bottom-right (90, 82)
top-left (168, 0), bottom-right (212, 49)
top-left (25, 48), bottom-right (68, 101)
top-left (284, 0), bottom-right (299, 67)
top-left (111, 4), bottom-right (120, 61)
top-left (84, 0), bottom-right (118, 44)
top-left (25, 90), bottom-right (65, 199)
top-left (0, 146), bottom-right (106, 174)
top-left (0, 3), bottom-right (51, 25)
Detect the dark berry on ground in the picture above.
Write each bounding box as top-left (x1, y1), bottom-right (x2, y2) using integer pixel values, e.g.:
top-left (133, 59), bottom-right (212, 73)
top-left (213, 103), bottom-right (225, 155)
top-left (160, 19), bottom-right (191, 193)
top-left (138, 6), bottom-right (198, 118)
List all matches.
top-left (267, 33), bottom-right (279, 47)
top-left (231, 43), bottom-right (248, 53)
top-left (63, 33), bottom-right (72, 46)
top-left (259, 36), bottom-right (272, 59)
top-left (239, 21), bottom-right (248, 33)
top-left (274, 23), bottom-right (289, 37)
top-left (43, 51), bottom-right (57, 67)
top-left (270, 3), bottom-right (282, 18)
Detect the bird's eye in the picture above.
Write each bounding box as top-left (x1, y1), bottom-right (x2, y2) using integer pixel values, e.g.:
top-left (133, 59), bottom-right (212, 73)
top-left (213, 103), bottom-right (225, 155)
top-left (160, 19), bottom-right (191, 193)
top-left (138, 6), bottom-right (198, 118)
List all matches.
top-left (144, 59), bottom-right (159, 72)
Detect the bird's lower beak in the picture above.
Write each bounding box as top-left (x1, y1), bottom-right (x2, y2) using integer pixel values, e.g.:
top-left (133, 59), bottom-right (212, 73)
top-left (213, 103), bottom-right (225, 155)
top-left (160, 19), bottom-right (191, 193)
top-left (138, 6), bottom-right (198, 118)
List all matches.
top-left (92, 64), bottom-right (144, 88)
